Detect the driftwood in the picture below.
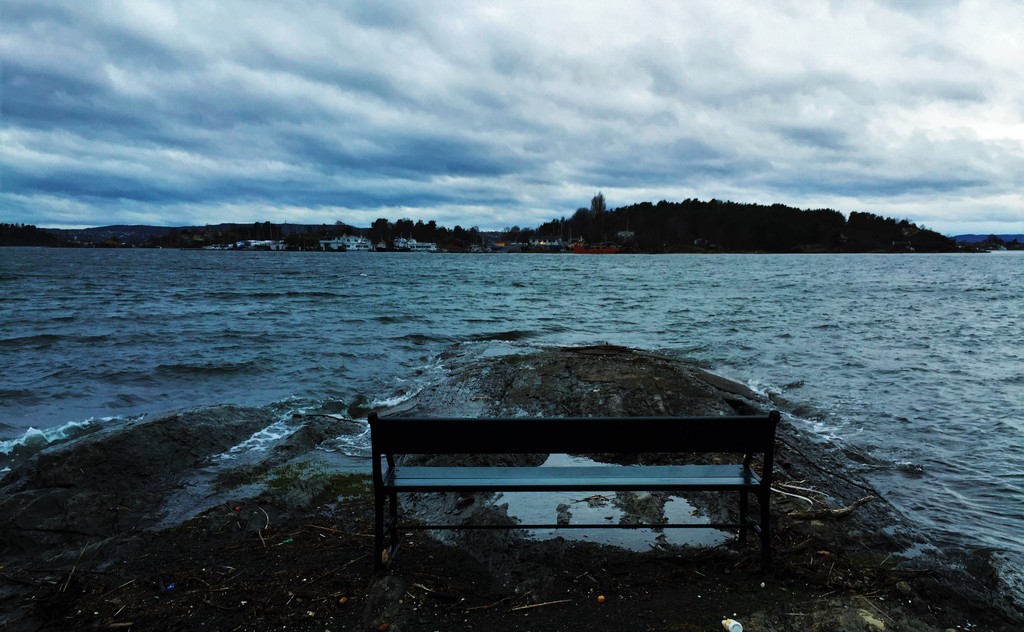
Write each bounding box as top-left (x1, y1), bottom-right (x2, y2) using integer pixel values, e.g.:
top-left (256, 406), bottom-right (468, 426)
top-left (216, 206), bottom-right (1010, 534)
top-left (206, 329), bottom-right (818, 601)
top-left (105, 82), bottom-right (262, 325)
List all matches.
top-left (787, 495), bottom-right (876, 521)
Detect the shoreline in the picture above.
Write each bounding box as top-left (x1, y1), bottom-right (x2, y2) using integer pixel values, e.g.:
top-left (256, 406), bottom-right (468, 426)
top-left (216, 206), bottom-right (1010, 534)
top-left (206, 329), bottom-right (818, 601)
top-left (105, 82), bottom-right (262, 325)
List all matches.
top-left (1, 346), bottom-right (1021, 630)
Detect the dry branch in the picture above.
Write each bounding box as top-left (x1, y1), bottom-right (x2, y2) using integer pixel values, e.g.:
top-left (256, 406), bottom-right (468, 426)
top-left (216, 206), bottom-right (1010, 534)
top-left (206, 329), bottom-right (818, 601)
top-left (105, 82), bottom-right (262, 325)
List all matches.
top-left (510, 599), bottom-right (572, 612)
top-left (788, 495), bottom-right (876, 520)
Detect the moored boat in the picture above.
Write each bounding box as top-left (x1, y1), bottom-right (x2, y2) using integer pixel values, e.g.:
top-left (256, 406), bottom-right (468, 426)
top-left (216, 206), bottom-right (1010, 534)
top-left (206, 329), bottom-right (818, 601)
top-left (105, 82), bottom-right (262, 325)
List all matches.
top-left (571, 242), bottom-right (622, 254)
top-left (394, 237), bottom-right (438, 252)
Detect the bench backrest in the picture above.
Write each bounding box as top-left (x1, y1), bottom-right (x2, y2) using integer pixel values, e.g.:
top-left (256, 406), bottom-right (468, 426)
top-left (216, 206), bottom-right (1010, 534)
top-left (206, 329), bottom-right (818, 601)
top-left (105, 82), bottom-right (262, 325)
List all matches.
top-left (369, 411), bottom-right (780, 457)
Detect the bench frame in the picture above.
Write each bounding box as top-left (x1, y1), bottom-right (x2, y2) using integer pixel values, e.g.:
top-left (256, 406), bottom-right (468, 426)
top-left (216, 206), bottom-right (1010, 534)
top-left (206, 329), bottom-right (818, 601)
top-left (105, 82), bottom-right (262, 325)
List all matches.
top-left (369, 410), bottom-right (781, 572)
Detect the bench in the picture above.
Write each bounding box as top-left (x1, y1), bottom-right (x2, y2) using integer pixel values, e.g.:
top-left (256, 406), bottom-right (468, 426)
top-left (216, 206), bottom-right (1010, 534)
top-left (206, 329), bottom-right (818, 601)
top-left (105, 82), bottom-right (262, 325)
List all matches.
top-left (369, 410), bottom-right (781, 572)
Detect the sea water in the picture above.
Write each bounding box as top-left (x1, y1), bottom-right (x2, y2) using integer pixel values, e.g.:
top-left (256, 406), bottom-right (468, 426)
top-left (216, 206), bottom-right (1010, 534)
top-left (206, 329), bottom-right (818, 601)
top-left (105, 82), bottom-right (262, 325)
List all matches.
top-left (1, 247), bottom-right (1022, 593)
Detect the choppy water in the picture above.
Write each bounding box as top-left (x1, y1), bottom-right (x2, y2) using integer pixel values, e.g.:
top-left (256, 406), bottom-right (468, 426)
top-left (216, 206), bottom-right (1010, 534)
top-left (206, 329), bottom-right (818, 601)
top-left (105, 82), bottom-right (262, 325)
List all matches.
top-left (1, 247), bottom-right (1022, 592)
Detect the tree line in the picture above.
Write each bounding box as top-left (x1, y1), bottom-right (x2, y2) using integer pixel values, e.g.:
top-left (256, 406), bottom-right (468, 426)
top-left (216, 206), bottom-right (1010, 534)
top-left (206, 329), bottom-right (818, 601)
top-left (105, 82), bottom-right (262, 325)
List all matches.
top-left (6, 219), bottom-right (486, 250)
top-left (3, 197), bottom-right (961, 252)
top-left (142, 219), bottom-right (484, 250)
top-left (531, 196), bottom-right (958, 253)
top-left (0, 223), bottom-right (65, 247)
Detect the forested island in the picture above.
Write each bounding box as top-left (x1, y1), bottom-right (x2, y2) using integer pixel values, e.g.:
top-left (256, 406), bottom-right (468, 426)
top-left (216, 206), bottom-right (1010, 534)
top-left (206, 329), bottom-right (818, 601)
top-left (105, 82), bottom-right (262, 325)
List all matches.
top-left (534, 196), bottom-right (961, 253)
top-left (3, 197), bottom-right (1020, 252)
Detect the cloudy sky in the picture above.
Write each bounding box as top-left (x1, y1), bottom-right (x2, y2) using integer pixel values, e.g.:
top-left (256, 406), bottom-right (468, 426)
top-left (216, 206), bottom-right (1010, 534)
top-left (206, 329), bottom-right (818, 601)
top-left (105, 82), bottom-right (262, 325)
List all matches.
top-left (3, 1), bottom-right (1023, 235)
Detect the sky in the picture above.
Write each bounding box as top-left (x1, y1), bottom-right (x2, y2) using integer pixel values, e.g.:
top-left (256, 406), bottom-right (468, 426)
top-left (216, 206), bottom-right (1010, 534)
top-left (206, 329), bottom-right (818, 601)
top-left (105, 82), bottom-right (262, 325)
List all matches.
top-left (2, 1), bottom-right (1023, 235)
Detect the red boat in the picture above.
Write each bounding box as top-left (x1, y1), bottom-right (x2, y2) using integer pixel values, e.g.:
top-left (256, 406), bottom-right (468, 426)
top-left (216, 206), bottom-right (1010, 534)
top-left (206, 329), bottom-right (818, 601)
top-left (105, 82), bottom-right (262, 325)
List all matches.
top-left (571, 242), bottom-right (622, 254)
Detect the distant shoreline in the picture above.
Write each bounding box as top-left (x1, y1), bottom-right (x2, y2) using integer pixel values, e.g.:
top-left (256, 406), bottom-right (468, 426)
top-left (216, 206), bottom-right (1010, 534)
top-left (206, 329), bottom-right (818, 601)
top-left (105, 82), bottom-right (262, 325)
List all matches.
top-left (10, 196), bottom-right (1021, 252)
top-left (4, 243), bottom-right (1017, 254)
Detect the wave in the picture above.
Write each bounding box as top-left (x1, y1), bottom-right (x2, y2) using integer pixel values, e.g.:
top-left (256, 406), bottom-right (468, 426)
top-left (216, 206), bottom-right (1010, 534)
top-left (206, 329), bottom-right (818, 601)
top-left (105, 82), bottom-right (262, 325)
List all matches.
top-left (467, 330), bottom-right (539, 342)
top-left (0, 420), bottom-right (96, 455)
top-left (156, 359), bottom-right (266, 376)
top-left (368, 389), bottom-right (420, 410)
top-left (216, 419), bottom-right (301, 459)
top-left (0, 333), bottom-right (111, 348)
top-left (203, 290), bottom-right (346, 300)
top-left (392, 333), bottom-right (457, 344)
top-left (392, 329), bottom-right (544, 345)
top-left (0, 388), bottom-right (40, 405)
top-left (0, 333), bottom-right (59, 348)
top-left (0, 416), bottom-right (126, 475)
top-left (374, 315), bottom-right (429, 324)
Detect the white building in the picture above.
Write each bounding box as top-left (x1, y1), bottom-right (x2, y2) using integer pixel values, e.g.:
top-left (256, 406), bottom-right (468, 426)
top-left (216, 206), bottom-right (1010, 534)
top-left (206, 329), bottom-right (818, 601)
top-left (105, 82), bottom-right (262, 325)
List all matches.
top-left (393, 237), bottom-right (438, 252)
top-left (320, 235), bottom-right (373, 251)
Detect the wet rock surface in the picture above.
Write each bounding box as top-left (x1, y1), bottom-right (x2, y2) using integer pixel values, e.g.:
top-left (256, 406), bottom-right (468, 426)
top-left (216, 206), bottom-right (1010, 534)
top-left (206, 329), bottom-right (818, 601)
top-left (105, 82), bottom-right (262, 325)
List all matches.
top-left (0, 405), bottom-right (276, 555)
top-left (0, 345), bottom-right (1020, 631)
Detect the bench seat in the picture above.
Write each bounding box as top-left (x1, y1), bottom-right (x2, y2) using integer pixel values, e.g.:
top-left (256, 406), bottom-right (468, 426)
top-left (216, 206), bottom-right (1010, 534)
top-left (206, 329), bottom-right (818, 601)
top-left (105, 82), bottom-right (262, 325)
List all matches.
top-left (387, 464), bottom-right (761, 493)
top-left (369, 411), bottom-right (781, 571)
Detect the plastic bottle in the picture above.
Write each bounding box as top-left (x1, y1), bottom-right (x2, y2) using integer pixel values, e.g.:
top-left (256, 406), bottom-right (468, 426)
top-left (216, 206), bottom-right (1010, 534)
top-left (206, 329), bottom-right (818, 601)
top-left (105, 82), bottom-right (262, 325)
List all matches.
top-left (721, 619), bottom-right (743, 632)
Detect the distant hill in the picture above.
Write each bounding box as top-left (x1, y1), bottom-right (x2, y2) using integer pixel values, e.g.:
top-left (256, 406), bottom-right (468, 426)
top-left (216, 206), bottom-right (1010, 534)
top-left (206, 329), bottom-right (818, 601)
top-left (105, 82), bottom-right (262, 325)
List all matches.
top-left (44, 223), bottom-right (338, 246)
top-left (45, 225), bottom-right (179, 245)
top-left (954, 234), bottom-right (1024, 243)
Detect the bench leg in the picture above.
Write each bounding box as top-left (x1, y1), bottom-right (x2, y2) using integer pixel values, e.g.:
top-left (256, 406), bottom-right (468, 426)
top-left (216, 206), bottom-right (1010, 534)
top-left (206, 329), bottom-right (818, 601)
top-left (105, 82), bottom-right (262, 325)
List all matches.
top-left (388, 490), bottom-right (399, 561)
top-left (759, 489), bottom-right (771, 570)
top-left (373, 492), bottom-right (386, 572)
top-left (373, 491), bottom-right (402, 571)
top-left (739, 490), bottom-right (749, 543)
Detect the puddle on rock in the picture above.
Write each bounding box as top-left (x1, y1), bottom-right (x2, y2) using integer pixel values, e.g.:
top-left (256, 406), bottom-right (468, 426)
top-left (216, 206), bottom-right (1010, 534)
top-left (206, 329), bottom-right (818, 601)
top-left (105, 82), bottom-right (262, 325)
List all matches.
top-left (495, 454), bottom-right (731, 551)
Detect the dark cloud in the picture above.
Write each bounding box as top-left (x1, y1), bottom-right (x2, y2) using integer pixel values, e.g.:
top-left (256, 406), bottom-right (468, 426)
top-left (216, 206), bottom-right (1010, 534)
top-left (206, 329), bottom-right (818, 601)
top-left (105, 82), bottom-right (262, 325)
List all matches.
top-left (773, 125), bottom-right (851, 151)
top-left (1, 0), bottom-right (1021, 234)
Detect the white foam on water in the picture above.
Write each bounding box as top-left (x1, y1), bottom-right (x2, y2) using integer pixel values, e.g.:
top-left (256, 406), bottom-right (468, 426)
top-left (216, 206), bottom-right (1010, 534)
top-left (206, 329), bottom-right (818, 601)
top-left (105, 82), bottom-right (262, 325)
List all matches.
top-left (370, 354), bottom-right (450, 411)
top-left (216, 419), bottom-right (300, 460)
top-left (745, 378), bottom-right (783, 398)
top-left (321, 424), bottom-right (372, 458)
top-left (0, 418), bottom-right (102, 455)
top-left (370, 391), bottom-right (417, 410)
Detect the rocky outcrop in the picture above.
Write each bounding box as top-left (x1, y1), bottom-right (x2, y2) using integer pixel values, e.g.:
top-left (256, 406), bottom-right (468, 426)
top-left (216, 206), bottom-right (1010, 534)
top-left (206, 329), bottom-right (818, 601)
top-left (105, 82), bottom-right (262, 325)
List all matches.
top-left (1, 345), bottom-right (1020, 631)
top-left (396, 344), bottom-right (762, 418)
top-left (0, 405), bottom-right (276, 561)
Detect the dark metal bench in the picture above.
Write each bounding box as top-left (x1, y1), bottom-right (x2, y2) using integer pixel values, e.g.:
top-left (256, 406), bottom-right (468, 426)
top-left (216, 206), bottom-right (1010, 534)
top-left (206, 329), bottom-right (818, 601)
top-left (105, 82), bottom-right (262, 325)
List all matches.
top-left (369, 410), bottom-right (781, 571)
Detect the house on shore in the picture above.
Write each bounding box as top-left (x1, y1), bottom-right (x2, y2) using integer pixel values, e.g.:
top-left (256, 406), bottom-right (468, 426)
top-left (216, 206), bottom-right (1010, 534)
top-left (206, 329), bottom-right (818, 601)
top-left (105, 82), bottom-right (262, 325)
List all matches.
top-left (320, 235), bottom-right (373, 251)
top-left (393, 237), bottom-right (438, 252)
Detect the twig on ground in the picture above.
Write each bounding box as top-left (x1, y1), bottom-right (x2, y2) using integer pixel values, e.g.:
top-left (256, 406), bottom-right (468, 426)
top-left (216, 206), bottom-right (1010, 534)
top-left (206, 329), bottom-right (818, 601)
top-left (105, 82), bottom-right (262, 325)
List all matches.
top-left (256, 507), bottom-right (271, 548)
top-left (773, 486), bottom-right (816, 508)
top-left (788, 495), bottom-right (876, 520)
top-left (778, 482), bottom-right (830, 497)
top-left (308, 554), bottom-right (369, 585)
top-left (510, 599), bottom-right (572, 612)
top-left (304, 524), bottom-right (374, 538)
top-left (858, 594), bottom-right (895, 623)
top-left (61, 543), bottom-right (89, 594)
top-left (777, 436), bottom-right (880, 496)
top-left (98, 578), bottom-right (136, 599)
